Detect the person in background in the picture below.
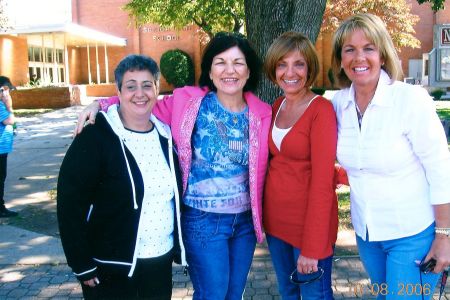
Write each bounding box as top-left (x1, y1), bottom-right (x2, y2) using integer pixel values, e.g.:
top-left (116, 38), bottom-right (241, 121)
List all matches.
top-left (57, 55), bottom-right (185, 299)
top-left (0, 76), bottom-right (18, 218)
top-left (331, 13), bottom-right (450, 299)
top-left (263, 32), bottom-right (338, 299)
top-left (74, 33), bottom-right (272, 300)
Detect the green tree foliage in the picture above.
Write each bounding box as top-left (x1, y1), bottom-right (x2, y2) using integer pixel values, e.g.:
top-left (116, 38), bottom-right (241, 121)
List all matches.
top-left (160, 49), bottom-right (195, 88)
top-left (322, 0), bottom-right (420, 51)
top-left (416, 0), bottom-right (445, 11)
top-left (123, 0), bottom-right (443, 42)
top-left (124, 0), bottom-right (244, 38)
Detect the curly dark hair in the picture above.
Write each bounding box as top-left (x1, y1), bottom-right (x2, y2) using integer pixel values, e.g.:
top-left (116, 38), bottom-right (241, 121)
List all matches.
top-left (199, 32), bottom-right (261, 92)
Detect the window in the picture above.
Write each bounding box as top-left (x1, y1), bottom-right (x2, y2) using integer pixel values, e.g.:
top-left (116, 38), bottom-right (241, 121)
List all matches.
top-left (48, 68), bottom-right (54, 82)
top-left (33, 47), bottom-right (41, 62)
top-left (46, 48), bottom-right (53, 63)
top-left (440, 49), bottom-right (450, 81)
top-left (27, 46), bottom-right (66, 84)
top-left (59, 68), bottom-right (64, 82)
top-left (57, 49), bottom-right (64, 63)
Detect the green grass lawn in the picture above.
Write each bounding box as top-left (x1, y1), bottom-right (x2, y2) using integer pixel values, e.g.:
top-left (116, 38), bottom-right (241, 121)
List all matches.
top-left (338, 189), bottom-right (352, 230)
top-left (435, 102), bottom-right (450, 148)
top-left (437, 108), bottom-right (450, 120)
top-left (436, 100), bottom-right (450, 119)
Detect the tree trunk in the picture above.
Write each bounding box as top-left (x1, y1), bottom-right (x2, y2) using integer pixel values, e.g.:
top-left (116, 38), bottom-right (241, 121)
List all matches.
top-left (245, 0), bottom-right (326, 104)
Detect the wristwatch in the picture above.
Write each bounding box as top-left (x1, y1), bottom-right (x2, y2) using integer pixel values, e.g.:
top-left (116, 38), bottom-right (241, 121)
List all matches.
top-left (435, 228), bottom-right (450, 237)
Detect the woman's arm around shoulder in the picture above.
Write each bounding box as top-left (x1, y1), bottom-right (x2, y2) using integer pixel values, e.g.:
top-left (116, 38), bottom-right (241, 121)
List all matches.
top-left (74, 97), bottom-right (119, 136)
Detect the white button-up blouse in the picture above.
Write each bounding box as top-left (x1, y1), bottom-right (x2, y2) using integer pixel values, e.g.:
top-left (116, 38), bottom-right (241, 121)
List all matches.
top-left (332, 70), bottom-right (450, 242)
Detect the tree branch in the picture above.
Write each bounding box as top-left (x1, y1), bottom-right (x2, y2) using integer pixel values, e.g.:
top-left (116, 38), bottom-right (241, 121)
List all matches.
top-left (192, 16), bottom-right (213, 39)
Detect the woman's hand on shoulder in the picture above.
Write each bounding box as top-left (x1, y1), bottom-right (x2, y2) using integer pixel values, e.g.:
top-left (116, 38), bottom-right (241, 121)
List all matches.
top-left (73, 100), bottom-right (101, 137)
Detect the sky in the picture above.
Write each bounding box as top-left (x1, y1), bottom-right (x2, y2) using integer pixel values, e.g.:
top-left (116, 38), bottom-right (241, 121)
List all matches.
top-left (5, 0), bottom-right (71, 28)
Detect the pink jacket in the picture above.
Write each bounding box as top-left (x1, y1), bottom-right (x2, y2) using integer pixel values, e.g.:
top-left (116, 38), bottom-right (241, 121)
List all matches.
top-left (101, 86), bottom-right (272, 243)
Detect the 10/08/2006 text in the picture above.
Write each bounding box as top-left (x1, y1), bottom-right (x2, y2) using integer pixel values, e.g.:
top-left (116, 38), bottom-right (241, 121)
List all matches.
top-left (349, 282), bottom-right (432, 297)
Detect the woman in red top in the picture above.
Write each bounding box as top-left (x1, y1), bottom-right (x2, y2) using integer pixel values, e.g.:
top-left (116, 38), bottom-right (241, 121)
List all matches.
top-left (263, 32), bottom-right (338, 299)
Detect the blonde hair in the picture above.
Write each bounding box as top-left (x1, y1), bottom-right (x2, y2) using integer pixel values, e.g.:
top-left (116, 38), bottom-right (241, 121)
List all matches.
top-left (331, 13), bottom-right (403, 88)
top-left (264, 31), bottom-right (319, 88)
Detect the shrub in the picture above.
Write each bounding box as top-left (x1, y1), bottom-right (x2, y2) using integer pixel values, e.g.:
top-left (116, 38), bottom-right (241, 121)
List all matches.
top-left (160, 49), bottom-right (195, 88)
top-left (311, 87), bottom-right (326, 96)
top-left (430, 88), bottom-right (446, 100)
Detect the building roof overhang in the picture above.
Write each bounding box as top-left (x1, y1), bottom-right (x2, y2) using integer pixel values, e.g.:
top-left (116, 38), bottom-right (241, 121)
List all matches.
top-left (0, 22), bottom-right (127, 47)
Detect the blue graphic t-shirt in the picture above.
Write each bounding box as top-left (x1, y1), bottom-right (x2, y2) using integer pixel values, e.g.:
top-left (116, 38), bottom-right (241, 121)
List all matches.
top-left (184, 92), bottom-right (250, 213)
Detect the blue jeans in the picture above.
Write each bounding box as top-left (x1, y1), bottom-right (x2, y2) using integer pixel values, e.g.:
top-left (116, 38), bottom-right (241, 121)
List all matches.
top-left (356, 224), bottom-right (440, 300)
top-left (181, 205), bottom-right (256, 300)
top-left (266, 234), bottom-right (334, 300)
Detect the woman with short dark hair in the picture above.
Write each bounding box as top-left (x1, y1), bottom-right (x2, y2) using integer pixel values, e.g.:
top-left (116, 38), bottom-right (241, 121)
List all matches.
top-left (58, 54), bottom-right (185, 299)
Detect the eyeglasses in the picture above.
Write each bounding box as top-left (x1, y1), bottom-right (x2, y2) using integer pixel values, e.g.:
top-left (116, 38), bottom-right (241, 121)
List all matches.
top-left (289, 267), bottom-right (324, 285)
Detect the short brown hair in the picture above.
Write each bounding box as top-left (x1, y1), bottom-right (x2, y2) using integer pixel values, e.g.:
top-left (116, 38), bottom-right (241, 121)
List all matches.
top-left (264, 31), bottom-right (319, 88)
top-left (331, 13), bottom-right (403, 88)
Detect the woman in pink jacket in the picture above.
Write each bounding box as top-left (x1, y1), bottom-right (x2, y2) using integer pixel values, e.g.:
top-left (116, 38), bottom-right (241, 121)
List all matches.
top-left (75, 32), bottom-right (272, 300)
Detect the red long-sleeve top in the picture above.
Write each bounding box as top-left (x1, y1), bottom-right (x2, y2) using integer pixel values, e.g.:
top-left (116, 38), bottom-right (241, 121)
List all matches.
top-left (263, 96), bottom-right (338, 259)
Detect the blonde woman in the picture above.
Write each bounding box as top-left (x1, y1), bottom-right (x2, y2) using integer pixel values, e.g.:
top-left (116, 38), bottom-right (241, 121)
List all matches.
top-left (331, 13), bottom-right (450, 299)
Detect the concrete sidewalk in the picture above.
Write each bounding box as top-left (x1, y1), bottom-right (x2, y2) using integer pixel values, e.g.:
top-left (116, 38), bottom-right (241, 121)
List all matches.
top-left (0, 107), bottom-right (448, 299)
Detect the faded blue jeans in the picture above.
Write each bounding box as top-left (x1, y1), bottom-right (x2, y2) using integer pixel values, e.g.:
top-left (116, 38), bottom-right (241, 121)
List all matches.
top-left (181, 205), bottom-right (256, 300)
top-left (356, 224), bottom-right (440, 300)
top-left (267, 234), bottom-right (334, 300)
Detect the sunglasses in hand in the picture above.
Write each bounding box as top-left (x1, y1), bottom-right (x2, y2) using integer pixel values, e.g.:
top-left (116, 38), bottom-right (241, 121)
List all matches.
top-left (289, 267), bottom-right (324, 285)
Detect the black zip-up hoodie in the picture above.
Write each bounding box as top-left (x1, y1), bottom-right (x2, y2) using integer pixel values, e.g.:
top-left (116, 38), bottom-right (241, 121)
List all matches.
top-left (57, 109), bottom-right (185, 282)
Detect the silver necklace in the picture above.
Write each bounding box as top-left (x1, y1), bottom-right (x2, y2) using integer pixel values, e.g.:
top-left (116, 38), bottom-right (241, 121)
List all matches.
top-left (355, 100), bottom-right (372, 129)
